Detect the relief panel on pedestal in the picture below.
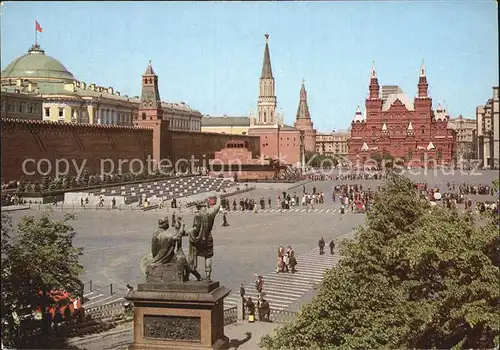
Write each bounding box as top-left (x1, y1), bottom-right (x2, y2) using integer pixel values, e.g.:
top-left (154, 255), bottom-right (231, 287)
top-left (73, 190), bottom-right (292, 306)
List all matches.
top-left (143, 315), bottom-right (201, 342)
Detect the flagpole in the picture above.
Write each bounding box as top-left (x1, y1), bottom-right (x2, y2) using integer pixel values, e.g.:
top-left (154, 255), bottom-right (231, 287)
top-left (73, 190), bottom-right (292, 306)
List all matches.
top-left (34, 21), bottom-right (37, 46)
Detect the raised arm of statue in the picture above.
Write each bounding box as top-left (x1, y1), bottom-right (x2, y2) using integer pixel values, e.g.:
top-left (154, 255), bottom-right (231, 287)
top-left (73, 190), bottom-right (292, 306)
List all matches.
top-left (208, 195), bottom-right (221, 217)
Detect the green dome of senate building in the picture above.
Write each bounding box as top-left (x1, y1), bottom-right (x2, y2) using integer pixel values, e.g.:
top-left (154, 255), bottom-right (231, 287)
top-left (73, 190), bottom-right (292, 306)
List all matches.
top-left (1, 44), bottom-right (75, 83)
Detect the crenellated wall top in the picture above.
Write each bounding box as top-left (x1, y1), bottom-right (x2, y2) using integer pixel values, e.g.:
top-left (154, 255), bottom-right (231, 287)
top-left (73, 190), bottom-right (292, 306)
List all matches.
top-left (171, 129), bottom-right (260, 140)
top-left (0, 118), bottom-right (153, 135)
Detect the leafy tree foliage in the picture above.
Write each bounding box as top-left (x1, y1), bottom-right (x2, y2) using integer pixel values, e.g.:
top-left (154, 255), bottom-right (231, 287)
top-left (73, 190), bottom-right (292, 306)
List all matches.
top-left (305, 151), bottom-right (339, 168)
top-left (1, 211), bottom-right (83, 347)
top-left (260, 175), bottom-right (499, 349)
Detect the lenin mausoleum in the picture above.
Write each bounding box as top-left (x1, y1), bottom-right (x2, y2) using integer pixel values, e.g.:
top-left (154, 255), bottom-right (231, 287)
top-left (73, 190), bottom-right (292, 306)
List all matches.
top-left (348, 62), bottom-right (456, 166)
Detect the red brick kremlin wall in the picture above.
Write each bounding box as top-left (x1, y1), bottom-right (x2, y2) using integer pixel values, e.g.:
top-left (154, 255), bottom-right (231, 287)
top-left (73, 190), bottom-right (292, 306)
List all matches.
top-left (1, 119), bottom-right (262, 182)
top-left (1, 119), bottom-right (154, 182)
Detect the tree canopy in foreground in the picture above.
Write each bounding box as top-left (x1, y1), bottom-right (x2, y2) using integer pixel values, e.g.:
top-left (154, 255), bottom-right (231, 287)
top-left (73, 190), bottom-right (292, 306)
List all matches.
top-left (1, 211), bottom-right (83, 348)
top-left (260, 174), bottom-right (499, 349)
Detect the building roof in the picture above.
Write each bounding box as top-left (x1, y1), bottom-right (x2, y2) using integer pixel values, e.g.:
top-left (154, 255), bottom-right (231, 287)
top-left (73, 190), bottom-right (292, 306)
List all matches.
top-left (1, 45), bottom-right (75, 83)
top-left (261, 34), bottom-right (273, 79)
top-left (296, 81), bottom-right (311, 120)
top-left (202, 116), bottom-right (250, 127)
top-left (382, 93), bottom-right (414, 111)
top-left (353, 106), bottom-right (364, 122)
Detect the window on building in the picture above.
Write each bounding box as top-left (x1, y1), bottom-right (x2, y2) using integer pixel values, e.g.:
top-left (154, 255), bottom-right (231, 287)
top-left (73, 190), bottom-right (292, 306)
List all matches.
top-left (19, 103), bottom-right (24, 113)
top-left (58, 108), bottom-right (64, 118)
top-left (28, 104), bottom-right (34, 113)
top-left (44, 107), bottom-right (50, 117)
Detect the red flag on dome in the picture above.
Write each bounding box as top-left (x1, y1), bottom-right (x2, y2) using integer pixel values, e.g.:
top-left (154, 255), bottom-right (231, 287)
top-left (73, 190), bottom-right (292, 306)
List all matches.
top-left (35, 21), bottom-right (43, 33)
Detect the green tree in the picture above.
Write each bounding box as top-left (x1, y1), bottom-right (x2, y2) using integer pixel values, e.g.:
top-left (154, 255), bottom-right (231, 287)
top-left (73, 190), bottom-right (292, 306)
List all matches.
top-left (1, 212), bottom-right (83, 347)
top-left (493, 179), bottom-right (499, 193)
top-left (305, 152), bottom-right (338, 168)
top-left (40, 176), bottom-right (51, 192)
top-left (260, 174), bottom-right (499, 349)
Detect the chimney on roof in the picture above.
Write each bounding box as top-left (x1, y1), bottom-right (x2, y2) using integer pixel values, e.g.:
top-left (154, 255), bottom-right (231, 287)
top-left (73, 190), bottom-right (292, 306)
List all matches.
top-left (81, 82), bottom-right (86, 89)
top-left (28, 83), bottom-right (33, 92)
top-left (89, 83), bottom-right (95, 90)
top-left (116, 91), bottom-right (120, 96)
top-left (108, 87), bottom-right (114, 94)
top-left (16, 79), bottom-right (22, 87)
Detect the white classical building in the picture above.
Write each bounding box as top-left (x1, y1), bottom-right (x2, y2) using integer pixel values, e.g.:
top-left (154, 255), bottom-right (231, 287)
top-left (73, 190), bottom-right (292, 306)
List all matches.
top-left (1, 44), bottom-right (202, 131)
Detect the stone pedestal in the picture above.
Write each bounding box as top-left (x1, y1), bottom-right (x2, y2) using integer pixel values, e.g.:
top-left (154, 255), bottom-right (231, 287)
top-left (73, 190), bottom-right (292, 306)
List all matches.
top-left (126, 281), bottom-right (231, 350)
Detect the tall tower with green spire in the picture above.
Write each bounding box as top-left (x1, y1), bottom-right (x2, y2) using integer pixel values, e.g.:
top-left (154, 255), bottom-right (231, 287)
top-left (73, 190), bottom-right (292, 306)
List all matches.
top-left (256, 33), bottom-right (277, 126)
top-left (294, 80), bottom-right (317, 152)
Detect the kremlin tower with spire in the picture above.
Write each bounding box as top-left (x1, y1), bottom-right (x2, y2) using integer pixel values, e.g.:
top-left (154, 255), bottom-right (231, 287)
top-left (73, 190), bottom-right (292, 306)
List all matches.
top-left (347, 61), bottom-right (456, 166)
top-left (294, 79), bottom-right (317, 153)
top-left (248, 34), bottom-right (307, 166)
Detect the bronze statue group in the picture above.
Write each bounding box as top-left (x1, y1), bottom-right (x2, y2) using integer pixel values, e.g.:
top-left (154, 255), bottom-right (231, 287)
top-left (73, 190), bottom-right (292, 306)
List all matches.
top-left (141, 195), bottom-right (222, 283)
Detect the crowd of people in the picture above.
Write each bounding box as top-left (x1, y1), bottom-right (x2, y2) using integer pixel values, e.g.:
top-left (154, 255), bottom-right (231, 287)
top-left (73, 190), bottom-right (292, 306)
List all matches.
top-left (333, 183), bottom-right (376, 214)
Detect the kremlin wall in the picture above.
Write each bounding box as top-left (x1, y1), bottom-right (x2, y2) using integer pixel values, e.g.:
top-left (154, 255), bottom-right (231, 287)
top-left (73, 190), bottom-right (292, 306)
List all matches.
top-left (0, 118), bottom-right (260, 182)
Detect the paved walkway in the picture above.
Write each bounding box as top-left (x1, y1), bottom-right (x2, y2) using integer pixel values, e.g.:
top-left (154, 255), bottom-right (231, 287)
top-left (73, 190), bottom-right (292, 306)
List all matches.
top-left (1, 205), bottom-right (31, 212)
top-left (68, 228), bottom-right (358, 349)
top-left (224, 207), bottom-right (344, 214)
top-left (224, 245), bottom-right (343, 311)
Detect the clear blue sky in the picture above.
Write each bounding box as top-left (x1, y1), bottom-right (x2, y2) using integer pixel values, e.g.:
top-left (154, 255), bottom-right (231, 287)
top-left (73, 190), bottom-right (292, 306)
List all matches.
top-left (1, 1), bottom-right (498, 132)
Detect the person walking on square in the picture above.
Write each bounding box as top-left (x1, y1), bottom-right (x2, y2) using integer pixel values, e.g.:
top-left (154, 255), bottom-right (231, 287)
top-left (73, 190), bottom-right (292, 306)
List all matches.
top-left (329, 239), bottom-right (335, 255)
top-left (255, 274), bottom-right (264, 298)
top-left (240, 283), bottom-right (246, 300)
top-left (318, 237), bottom-right (325, 255)
top-left (222, 211), bottom-right (229, 227)
top-left (287, 246), bottom-right (297, 273)
top-left (277, 245), bottom-right (285, 273)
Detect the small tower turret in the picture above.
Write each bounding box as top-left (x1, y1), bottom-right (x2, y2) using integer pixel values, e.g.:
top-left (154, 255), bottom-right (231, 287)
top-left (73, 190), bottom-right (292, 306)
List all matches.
top-left (417, 59), bottom-right (428, 98)
top-left (369, 61), bottom-right (380, 100)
